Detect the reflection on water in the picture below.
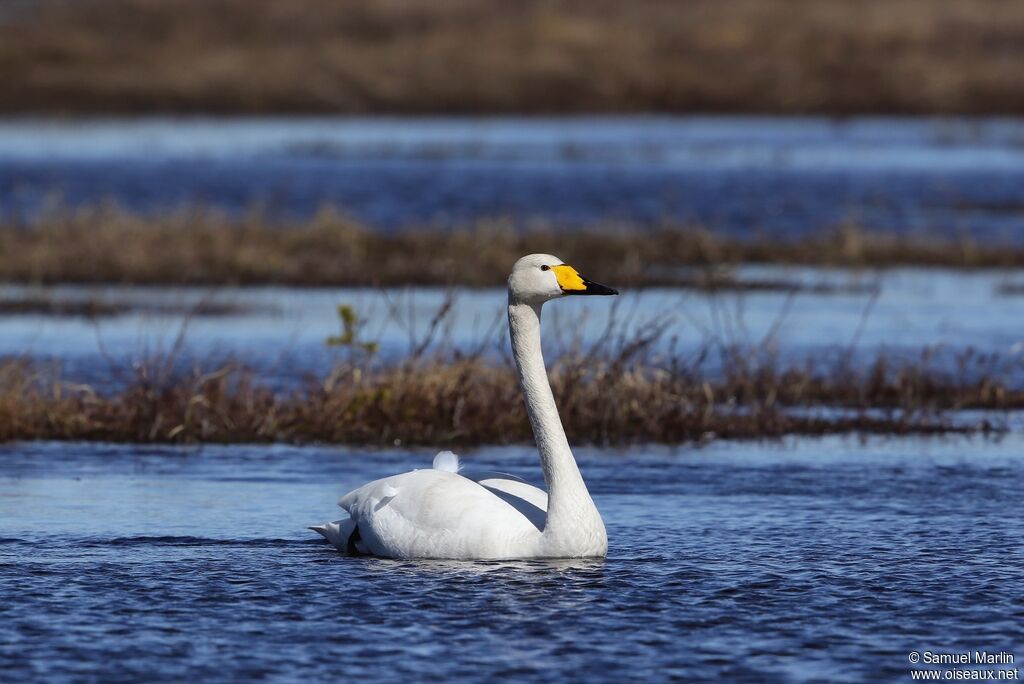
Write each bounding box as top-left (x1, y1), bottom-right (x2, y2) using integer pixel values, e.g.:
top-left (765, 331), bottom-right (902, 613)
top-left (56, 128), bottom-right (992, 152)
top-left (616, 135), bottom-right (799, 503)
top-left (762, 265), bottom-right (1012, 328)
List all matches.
top-left (1, 437), bottom-right (1022, 682)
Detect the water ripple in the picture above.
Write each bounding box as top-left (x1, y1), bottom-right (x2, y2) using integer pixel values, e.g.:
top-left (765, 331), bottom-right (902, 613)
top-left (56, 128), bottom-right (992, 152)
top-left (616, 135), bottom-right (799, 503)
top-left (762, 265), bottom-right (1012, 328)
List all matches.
top-left (2, 437), bottom-right (1023, 683)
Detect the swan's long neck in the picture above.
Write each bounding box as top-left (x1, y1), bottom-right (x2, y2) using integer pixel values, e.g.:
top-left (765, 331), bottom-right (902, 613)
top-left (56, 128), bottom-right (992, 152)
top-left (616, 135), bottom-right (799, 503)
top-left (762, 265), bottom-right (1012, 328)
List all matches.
top-left (508, 299), bottom-right (604, 548)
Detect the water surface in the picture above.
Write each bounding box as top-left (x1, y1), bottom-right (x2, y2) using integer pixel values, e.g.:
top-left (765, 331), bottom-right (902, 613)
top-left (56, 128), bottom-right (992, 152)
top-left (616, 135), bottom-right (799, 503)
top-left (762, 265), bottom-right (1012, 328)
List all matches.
top-left (1, 436), bottom-right (1022, 682)
top-left (3, 117), bottom-right (1023, 236)
top-left (5, 267), bottom-right (1024, 387)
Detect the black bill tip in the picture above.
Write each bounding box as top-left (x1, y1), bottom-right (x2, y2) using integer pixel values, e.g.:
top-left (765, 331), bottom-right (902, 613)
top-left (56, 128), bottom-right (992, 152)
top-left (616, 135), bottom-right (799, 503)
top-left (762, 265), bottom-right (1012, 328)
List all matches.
top-left (579, 277), bottom-right (619, 296)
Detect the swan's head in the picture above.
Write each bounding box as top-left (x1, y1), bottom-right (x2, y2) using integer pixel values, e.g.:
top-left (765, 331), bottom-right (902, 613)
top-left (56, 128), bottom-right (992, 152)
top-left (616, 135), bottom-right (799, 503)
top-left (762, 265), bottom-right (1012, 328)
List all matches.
top-left (508, 253), bottom-right (618, 304)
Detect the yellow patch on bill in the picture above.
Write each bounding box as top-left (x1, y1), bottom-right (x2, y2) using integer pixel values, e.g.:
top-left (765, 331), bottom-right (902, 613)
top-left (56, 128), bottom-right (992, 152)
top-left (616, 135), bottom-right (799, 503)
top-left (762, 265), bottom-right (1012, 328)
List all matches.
top-left (552, 264), bottom-right (586, 291)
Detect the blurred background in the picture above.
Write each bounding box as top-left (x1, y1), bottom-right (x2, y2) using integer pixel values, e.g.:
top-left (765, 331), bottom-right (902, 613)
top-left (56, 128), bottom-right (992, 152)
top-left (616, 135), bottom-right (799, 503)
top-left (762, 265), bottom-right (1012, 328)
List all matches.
top-left (2, 0), bottom-right (1024, 383)
top-left (3, 0), bottom-right (1023, 115)
top-left (1, 0), bottom-right (1023, 402)
top-left (3, 0), bottom-right (1024, 232)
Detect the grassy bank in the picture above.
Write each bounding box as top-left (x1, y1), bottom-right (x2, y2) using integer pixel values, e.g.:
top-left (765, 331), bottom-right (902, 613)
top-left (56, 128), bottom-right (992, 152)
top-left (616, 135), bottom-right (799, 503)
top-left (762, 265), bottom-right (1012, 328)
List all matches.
top-left (2, 0), bottom-right (1023, 115)
top-left (3, 206), bottom-right (1023, 288)
top-left (0, 345), bottom-right (1014, 445)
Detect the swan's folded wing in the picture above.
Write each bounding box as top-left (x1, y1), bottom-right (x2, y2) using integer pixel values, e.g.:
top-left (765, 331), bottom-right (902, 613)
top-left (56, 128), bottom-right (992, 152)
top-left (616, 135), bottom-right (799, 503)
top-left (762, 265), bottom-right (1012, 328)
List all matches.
top-left (338, 469), bottom-right (543, 559)
top-left (462, 471), bottom-right (548, 531)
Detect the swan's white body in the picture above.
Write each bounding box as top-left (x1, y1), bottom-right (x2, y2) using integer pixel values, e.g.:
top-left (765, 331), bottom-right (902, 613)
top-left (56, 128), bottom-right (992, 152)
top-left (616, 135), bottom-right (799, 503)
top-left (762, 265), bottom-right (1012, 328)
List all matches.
top-left (313, 254), bottom-right (616, 559)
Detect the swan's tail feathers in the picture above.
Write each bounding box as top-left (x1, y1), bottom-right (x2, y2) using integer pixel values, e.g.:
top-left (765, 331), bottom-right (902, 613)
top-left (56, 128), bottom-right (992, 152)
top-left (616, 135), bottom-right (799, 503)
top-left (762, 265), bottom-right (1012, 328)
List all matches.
top-left (433, 450), bottom-right (461, 473)
top-left (310, 518), bottom-right (359, 554)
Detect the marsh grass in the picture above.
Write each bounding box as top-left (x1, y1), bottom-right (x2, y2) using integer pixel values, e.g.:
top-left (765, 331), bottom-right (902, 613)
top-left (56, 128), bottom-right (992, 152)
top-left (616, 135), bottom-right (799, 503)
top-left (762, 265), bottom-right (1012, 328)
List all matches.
top-left (2, 206), bottom-right (1021, 288)
top-left (2, 0), bottom-right (1024, 115)
top-left (0, 331), bottom-right (1014, 445)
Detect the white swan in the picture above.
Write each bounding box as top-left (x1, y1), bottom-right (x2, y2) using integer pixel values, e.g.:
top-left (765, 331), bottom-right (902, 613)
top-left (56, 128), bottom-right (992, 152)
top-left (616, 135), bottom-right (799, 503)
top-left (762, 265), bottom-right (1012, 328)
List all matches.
top-left (312, 254), bottom-right (618, 559)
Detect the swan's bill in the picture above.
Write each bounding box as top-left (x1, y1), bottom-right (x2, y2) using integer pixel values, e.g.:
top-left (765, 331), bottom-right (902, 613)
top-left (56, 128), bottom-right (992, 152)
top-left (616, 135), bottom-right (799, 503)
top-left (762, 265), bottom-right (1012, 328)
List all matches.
top-left (551, 264), bottom-right (619, 296)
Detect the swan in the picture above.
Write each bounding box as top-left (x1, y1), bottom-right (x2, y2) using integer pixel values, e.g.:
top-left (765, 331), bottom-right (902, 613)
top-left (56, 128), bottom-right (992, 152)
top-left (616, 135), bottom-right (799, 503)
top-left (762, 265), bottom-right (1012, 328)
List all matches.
top-left (312, 254), bottom-right (618, 559)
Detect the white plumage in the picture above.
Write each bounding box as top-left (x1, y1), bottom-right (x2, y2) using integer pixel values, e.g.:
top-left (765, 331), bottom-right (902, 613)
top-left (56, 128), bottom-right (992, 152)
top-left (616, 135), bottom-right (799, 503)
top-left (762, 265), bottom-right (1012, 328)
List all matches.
top-left (313, 254), bottom-right (618, 559)
top-left (432, 450), bottom-right (461, 473)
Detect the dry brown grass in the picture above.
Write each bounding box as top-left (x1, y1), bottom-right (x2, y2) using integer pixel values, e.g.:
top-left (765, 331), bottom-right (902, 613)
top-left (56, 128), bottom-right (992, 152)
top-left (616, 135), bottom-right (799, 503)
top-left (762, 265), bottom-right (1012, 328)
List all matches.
top-left (1, 205), bottom-right (1021, 288)
top-left (0, 342), bottom-right (1013, 445)
top-left (1, 0), bottom-right (1023, 114)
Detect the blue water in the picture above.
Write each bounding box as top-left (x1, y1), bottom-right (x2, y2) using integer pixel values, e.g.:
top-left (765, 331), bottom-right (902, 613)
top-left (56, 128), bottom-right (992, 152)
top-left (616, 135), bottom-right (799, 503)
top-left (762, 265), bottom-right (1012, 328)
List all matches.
top-left (2, 116), bottom-right (1023, 682)
top-left (3, 117), bottom-right (1024, 236)
top-left (5, 267), bottom-right (1024, 388)
top-left (1, 437), bottom-right (1022, 683)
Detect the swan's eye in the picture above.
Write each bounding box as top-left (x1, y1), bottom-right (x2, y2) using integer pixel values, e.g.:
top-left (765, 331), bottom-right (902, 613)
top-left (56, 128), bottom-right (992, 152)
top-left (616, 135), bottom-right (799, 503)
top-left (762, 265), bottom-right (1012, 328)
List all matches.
top-left (540, 265), bottom-right (550, 271)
